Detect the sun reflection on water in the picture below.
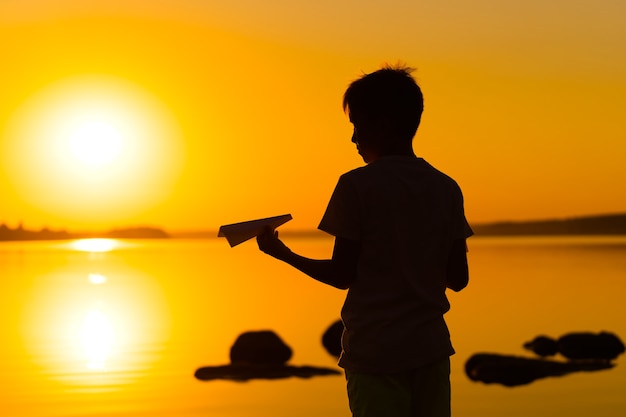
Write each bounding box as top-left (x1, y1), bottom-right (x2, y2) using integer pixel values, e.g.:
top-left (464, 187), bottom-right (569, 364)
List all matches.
top-left (20, 242), bottom-right (171, 391)
top-left (80, 272), bottom-right (113, 370)
top-left (88, 273), bottom-right (107, 285)
top-left (71, 238), bottom-right (119, 252)
top-left (81, 308), bottom-right (114, 370)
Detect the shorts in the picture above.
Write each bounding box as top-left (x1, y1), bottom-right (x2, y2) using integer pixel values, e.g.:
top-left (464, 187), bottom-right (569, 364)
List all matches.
top-left (345, 357), bottom-right (451, 417)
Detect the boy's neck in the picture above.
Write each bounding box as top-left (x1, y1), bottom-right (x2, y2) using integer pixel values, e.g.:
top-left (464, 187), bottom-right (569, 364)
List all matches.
top-left (377, 144), bottom-right (416, 159)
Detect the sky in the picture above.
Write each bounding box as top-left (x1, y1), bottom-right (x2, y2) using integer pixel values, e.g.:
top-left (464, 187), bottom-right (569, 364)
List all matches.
top-left (1, 0), bottom-right (625, 231)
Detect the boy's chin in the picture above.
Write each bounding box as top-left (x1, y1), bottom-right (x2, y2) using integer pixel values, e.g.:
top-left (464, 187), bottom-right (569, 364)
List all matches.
top-left (359, 151), bottom-right (377, 164)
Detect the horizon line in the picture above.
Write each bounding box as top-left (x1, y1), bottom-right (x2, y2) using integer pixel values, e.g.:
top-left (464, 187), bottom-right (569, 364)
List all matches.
top-left (2, 211), bottom-right (626, 235)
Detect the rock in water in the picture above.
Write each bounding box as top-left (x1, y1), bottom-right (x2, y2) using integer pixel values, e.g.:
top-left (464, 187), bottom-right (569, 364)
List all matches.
top-left (229, 330), bottom-right (292, 365)
top-left (465, 353), bottom-right (613, 387)
top-left (322, 320), bottom-right (343, 358)
top-left (523, 335), bottom-right (559, 357)
top-left (195, 329), bottom-right (341, 382)
top-left (194, 363), bottom-right (341, 382)
top-left (557, 331), bottom-right (625, 361)
top-left (524, 331), bottom-right (624, 361)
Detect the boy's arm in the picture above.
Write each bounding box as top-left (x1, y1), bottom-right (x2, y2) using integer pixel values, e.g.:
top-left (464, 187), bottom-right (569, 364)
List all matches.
top-left (256, 228), bottom-right (359, 290)
top-left (446, 239), bottom-right (469, 292)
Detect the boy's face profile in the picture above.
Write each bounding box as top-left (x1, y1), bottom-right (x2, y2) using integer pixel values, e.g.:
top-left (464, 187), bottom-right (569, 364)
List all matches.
top-left (349, 110), bottom-right (417, 164)
top-left (350, 121), bottom-right (380, 164)
top-left (343, 66), bottom-right (423, 164)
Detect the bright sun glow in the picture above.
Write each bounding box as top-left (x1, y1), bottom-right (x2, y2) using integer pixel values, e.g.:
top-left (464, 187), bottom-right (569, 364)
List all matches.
top-left (1, 75), bottom-right (184, 226)
top-left (72, 238), bottom-right (119, 253)
top-left (68, 118), bottom-right (124, 168)
top-left (81, 309), bottom-right (114, 370)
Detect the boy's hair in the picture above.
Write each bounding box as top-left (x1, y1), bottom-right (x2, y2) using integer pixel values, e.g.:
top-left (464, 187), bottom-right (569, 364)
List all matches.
top-left (343, 64), bottom-right (424, 142)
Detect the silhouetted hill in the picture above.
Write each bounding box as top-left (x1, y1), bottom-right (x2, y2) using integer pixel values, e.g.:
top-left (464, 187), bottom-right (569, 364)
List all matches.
top-left (0, 223), bottom-right (71, 241)
top-left (472, 213), bottom-right (626, 236)
top-left (102, 227), bottom-right (169, 239)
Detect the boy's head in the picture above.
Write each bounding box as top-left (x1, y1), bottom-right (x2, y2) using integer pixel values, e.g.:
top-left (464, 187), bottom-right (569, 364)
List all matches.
top-left (343, 65), bottom-right (423, 160)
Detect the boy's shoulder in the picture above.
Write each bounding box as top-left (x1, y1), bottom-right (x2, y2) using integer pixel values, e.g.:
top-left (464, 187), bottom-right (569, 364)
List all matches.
top-left (340, 157), bottom-right (461, 189)
top-left (342, 157), bottom-right (443, 177)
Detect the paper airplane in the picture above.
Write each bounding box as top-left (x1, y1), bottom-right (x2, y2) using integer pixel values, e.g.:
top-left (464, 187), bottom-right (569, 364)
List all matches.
top-left (218, 214), bottom-right (292, 247)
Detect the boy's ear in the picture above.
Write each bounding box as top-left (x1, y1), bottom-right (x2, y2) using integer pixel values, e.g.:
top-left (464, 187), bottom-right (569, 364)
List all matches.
top-left (374, 116), bottom-right (392, 133)
top-left (371, 116), bottom-right (393, 144)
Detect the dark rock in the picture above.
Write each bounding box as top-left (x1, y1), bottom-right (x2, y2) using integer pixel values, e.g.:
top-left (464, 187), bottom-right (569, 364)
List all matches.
top-left (524, 331), bottom-right (624, 361)
top-left (557, 331), bottom-right (625, 361)
top-left (194, 329), bottom-right (341, 382)
top-left (322, 320), bottom-right (343, 358)
top-left (523, 335), bottom-right (559, 357)
top-left (194, 363), bottom-right (341, 382)
top-left (465, 353), bottom-right (614, 387)
top-left (229, 330), bottom-right (292, 365)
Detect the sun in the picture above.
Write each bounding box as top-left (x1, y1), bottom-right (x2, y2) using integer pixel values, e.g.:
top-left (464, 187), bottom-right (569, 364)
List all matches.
top-left (2, 75), bottom-right (185, 226)
top-left (68, 118), bottom-right (124, 168)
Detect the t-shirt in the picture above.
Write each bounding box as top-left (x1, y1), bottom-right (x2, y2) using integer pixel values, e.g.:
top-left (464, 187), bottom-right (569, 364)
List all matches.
top-left (318, 156), bottom-right (473, 373)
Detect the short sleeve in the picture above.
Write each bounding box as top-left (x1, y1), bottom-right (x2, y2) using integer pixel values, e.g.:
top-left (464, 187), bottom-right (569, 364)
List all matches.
top-left (318, 174), bottom-right (361, 240)
top-left (454, 185), bottom-right (473, 240)
top-left (463, 217), bottom-right (474, 239)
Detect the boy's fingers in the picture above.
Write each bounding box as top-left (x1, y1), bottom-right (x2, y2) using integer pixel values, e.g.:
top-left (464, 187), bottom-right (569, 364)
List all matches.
top-left (260, 226), bottom-right (278, 239)
top-left (257, 226), bottom-right (269, 238)
top-left (256, 226), bottom-right (276, 246)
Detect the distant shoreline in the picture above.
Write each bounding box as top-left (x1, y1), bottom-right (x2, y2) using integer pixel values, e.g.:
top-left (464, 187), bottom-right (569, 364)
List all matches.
top-left (470, 213), bottom-right (626, 236)
top-left (173, 213), bottom-right (626, 238)
top-left (2, 213), bottom-right (626, 241)
top-left (0, 225), bottom-right (169, 241)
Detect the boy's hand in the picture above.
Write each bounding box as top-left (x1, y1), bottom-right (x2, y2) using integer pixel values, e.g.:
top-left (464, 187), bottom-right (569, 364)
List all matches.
top-left (256, 227), bottom-right (291, 260)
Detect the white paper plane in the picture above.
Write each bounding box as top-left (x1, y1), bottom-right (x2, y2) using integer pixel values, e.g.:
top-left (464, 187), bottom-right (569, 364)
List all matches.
top-left (218, 214), bottom-right (292, 247)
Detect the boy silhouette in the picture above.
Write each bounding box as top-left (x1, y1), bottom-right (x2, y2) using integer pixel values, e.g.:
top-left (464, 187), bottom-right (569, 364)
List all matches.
top-left (257, 64), bottom-right (472, 417)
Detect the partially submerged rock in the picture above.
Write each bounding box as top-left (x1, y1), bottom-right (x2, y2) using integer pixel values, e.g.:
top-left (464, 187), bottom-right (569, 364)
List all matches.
top-left (322, 320), bottom-right (343, 358)
top-left (523, 335), bottom-right (558, 357)
top-left (194, 363), bottom-right (340, 382)
top-left (524, 331), bottom-right (625, 361)
top-left (195, 330), bottom-right (340, 382)
top-left (230, 330), bottom-right (292, 365)
top-left (465, 353), bottom-right (614, 387)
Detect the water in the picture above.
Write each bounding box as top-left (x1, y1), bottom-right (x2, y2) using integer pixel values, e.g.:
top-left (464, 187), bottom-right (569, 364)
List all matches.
top-left (1, 236), bottom-right (625, 416)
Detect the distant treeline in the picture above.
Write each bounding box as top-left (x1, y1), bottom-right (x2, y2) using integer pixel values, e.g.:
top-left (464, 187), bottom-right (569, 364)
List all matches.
top-left (472, 213), bottom-right (626, 236)
top-left (0, 223), bottom-right (169, 241)
top-left (0, 223), bottom-right (72, 241)
top-left (3, 213), bottom-right (626, 241)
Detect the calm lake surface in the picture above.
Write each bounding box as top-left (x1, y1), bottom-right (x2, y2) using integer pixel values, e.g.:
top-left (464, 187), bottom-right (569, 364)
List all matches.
top-left (1, 235), bottom-right (625, 416)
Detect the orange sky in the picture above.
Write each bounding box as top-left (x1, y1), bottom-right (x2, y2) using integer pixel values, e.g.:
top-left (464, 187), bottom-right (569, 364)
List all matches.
top-left (1, 0), bottom-right (625, 231)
